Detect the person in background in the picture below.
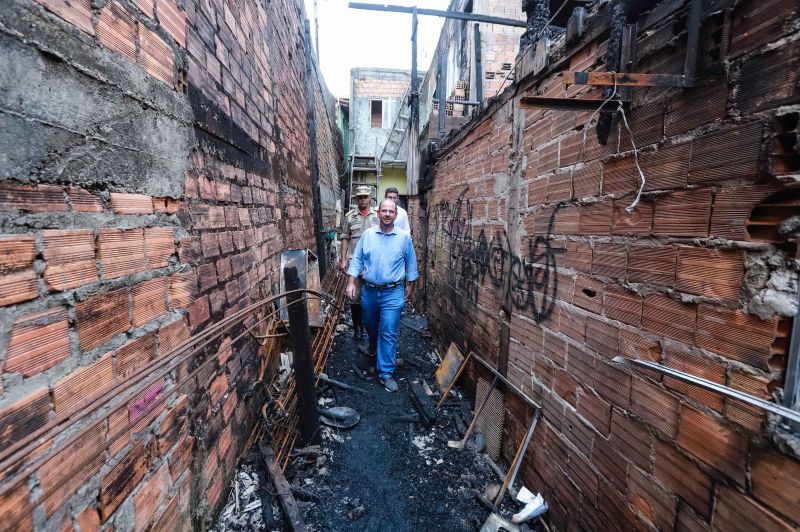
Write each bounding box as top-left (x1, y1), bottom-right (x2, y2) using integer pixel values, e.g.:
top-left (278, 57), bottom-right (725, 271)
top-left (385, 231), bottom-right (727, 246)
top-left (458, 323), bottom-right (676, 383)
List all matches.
top-left (338, 185), bottom-right (379, 340)
top-left (345, 199), bottom-right (417, 392)
top-left (384, 187), bottom-right (410, 232)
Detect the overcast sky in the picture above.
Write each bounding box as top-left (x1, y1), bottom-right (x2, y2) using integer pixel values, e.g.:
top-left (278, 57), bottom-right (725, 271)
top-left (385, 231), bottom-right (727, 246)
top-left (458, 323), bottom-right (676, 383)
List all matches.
top-left (303, 0), bottom-right (450, 97)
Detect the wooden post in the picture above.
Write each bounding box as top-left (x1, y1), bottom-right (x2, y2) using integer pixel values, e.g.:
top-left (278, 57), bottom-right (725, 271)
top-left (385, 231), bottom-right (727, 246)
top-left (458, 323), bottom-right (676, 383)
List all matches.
top-left (284, 266), bottom-right (321, 445)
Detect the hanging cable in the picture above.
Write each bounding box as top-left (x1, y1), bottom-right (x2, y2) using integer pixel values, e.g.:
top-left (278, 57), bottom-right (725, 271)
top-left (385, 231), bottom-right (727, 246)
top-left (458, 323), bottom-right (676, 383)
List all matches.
top-left (618, 100), bottom-right (646, 212)
top-left (568, 78), bottom-right (620, 198)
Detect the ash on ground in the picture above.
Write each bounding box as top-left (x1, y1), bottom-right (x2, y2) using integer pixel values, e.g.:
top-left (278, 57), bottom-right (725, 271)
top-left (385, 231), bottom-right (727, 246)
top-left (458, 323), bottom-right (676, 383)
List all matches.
top-left (212, 308), bottom-right (540, 531)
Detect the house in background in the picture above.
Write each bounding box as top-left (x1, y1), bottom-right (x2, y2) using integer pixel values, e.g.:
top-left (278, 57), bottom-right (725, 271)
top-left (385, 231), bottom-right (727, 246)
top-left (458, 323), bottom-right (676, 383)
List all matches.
top-left (346, 67), bottom-right (424, 208)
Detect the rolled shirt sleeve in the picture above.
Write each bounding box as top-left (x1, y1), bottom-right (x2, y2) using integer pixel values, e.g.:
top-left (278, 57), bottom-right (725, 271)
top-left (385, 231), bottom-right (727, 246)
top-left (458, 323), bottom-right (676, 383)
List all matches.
top-left (346, 234), bottom-right (365, 278)
top-left (403, 233), bottom-right (418, 282)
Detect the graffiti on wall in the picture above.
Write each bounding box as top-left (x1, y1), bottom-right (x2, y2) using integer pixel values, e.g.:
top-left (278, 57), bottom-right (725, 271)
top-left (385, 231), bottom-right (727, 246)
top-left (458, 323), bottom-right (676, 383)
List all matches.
top-left (431, 188), bottom-right (562, 323)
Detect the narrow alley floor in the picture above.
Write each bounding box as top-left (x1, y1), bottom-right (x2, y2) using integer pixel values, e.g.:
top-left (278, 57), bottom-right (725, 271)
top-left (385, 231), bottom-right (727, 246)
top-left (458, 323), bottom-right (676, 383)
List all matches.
top-left (213, 309), bottom-right (538, 531)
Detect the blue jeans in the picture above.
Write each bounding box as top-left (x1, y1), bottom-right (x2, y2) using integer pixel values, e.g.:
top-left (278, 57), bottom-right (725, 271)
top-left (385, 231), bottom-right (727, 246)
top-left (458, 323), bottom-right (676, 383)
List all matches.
top-left (361, 284), bottom-right (404, 379)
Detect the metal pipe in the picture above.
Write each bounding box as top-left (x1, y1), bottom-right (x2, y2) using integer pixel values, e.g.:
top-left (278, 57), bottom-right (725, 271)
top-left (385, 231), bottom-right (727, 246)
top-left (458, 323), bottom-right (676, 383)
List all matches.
top-left (304, 20), bottom-right (327, 278)
top-left (682, 0), bottom-right (702, 86)
top-left (348, 2), bottom-right (528, 27)
top-left (474, 23), bottom-right (483, 104)
top-left (613, 356), bottom-right (800, 425)
top-left (438, 50), bottom-right (447, 139)
top-left (782, 290), bottom-right (800, 413)
top-left (445, 99), bottom-right (480, 105)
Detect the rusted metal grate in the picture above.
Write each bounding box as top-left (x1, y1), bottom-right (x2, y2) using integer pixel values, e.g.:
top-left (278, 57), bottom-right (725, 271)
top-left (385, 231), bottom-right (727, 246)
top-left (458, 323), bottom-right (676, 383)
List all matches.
top-left (474, 377), bottom-right (505, 461)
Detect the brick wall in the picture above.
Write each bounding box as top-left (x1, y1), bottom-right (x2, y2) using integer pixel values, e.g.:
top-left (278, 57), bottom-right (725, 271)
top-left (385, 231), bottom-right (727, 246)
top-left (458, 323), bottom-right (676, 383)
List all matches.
top-left (424, 0), bottom-right (800, 529)
top-left (0, 0), bottom-right (341, 529)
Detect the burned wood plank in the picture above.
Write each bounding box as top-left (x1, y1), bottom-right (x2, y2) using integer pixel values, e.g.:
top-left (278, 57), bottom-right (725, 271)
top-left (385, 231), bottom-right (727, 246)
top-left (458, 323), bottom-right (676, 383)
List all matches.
top-left (409, 380), bottom-right (437, 428)
top-left (260, 441), bottom-right (308, 532)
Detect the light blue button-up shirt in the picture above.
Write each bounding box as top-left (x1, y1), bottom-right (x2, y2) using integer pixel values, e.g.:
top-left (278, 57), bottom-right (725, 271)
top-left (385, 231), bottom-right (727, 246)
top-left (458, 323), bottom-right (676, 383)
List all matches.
top-left (346, 226), bottom-right (419, 285)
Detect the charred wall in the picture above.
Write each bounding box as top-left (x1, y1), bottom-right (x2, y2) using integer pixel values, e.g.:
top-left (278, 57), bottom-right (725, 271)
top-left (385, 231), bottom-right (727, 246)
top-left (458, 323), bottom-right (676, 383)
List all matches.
top-left (0, 0), bottom-right (342, 529)
top-left (425, 0), bottom-right (800, 529)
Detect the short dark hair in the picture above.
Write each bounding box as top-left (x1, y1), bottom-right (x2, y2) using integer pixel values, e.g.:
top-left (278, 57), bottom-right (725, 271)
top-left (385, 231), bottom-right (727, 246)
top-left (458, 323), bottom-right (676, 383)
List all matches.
top-left (384, 187), bottom-right (399, 197)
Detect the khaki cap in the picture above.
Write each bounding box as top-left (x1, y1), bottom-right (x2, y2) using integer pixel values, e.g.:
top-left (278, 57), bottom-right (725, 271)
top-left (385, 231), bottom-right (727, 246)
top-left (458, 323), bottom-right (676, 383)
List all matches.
top-left (355, 185), bottom-right (371, 197)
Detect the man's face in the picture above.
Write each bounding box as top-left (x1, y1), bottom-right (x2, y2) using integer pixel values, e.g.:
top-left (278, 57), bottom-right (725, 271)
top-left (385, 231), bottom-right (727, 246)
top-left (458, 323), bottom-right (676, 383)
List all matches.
top-left (386, 191), bottom-right (399, 203)
top-left (356, 195), bottom-right (370, 210)
top-left (378, 200), bottom-right (397, 227)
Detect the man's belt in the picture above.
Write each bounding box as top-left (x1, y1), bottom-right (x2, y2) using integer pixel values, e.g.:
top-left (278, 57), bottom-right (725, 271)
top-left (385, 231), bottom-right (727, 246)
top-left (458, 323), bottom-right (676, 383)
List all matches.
top-left (363, 280), bottom-right (404, 290)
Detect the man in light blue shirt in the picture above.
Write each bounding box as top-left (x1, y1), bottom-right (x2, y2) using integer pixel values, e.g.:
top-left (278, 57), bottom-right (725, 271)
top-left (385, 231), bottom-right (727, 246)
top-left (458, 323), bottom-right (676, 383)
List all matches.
top-left (346, 199), bottom-right (418, 392)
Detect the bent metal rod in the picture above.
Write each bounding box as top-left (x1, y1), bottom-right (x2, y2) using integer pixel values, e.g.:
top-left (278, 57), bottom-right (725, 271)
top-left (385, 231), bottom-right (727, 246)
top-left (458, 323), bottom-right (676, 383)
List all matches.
top-left (612, 356), bottom-right (800, 425)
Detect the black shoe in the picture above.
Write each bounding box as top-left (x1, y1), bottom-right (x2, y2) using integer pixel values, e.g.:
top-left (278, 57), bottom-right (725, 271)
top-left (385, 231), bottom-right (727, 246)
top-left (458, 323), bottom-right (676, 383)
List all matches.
top-left (380, 377), bottom-right (398, 392)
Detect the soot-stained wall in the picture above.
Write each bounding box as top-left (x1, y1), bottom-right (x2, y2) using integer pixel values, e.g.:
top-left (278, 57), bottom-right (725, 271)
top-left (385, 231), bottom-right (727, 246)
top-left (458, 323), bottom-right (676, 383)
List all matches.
top-left (425, 0), bottom-right (800, 529)
top-left (0, 0), bottom-right (342, 529)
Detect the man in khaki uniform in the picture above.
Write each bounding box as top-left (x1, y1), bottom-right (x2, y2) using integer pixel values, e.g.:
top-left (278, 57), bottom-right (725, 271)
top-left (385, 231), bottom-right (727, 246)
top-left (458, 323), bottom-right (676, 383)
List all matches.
top-left (339, 185), bottom-right (379, 339)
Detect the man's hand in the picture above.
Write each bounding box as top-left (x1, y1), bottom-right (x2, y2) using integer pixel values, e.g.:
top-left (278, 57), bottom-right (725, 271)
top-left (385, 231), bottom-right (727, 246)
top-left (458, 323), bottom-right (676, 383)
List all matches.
top-left (404, 283), bottom-right (414, 302)
top-left (339, 258), bottom-right (348, 272)
top-left (346, 278), bottom-right (356, 300)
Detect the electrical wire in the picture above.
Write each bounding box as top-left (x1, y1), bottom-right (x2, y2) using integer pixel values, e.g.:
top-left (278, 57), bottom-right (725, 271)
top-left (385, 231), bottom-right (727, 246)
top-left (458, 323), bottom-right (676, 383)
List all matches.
top-left (617, 99), bottom-right (646, 212)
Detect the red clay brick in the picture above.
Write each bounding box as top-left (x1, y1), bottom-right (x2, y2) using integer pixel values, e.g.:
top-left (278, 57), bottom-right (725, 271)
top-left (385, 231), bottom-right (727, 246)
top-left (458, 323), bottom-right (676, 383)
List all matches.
top-left (641, 142), bottom-right (689, 191)
top-left (107, 406), bottom-right (130, 457)
top-left (6, 307), bottom-right (70, 377)
top-left (631, 378), bottom-right (680, 437)
top-left (116, 333), bottom-right (157, 379)
top-left (188, 294), bottom-right (210, 329)
top-left (675, 247), bottom-right (744, 300)
top-left (132, 277), bottom-right (168, 326)
top-left (714, 485), bottom-right (794, 532)
top-left (0, 183), bottom-right (66, 212)
top-left (654, 441), bottom-right (713, 518)
top-left (169, 436), bottom-right (194, 481)
top-left (603, 285), bottom-right (642, 326)
top-left (627, 466), bottom-right (677, 530)
top-left (564, 241), bottom-right (592, 273)
top-left (696, 304), bottom-right (780, 371)
top-left (209, 373), bottom-right (228, 405)
top-left (543, 330), bottom-right (567, 367)
top-left (134, 464), bottom-right (171, 531)
top-left (96, 3), bottom-right (137, 61)
top-left (677, 406), bottom-right (747, 484)
top-left (594, 358), bottom-right (631, 409)
top-left (67, 187), bottom-right (104, 212)
top-left (75, 507), bottom-right (101, 532)
top-left (99, 229), bottom-right (146, 279)
top-left (100, 440), bottom-right (147, 521)
top-left (0, 269), bottom-right (38, 306)
top-left (0, 387), bottom-right (50, 454)
top-left (610, 409), bottom-right (652, 473)
top-left (592, 433), bottom-right (628, 491)
top-left (41, 0), bottom-right (94, 33)
top-left (40, 422), bottom-right (106, 517)
top-left (611, 200), bottom-right (653, 236)
top-left (152, 496), bottom-right (180, 532)
top-left (602, 155), bottom-right (639, 195)
top-left (139, 26), bottom-right (174, 85)
top-left (577, 388), bottom-right (612, 437)
top-left (579, 201), bottom-right (612, 235)
top-left (574, 276), bottom-right (603, 313)
top-left (554, 369), bottom-right (578, 406)
top-left (585, 316), bottom-right (619, 359)
top-left (571, 162), bottom-right (601, 199)
top-left (627, 245), bottom-right (676, 286)
top-left (129, 378), bottom-right (167, 433)
top-left (155, 0), bottom-right (186, 46)
top-left (642, 293), bottom-right (696, 344)
top-left (168, 270), bottom-right (196, 309)
top-left (75, 288), bottom-right (130, 351)
top-left (145, 227), bottom-right (175, 268)
top-left (0, 479), bottom-right (33, 531)
top-left (53, 352), bottom-right (114, 415)
top-left (42, 229), bottom-right (98, 291)
top-left (158, 395), bottom-right (188, 455)
top-left (710, 184), bottom-right (781, 240)
top-left (665, 348), bottom-right (725, 411)
top-left (652, 189), bottom-right (712, 238)
top-left (567, 448), bottom-right (599, 504)
top-left (726, 369), bottom-right (771, 431)
top-left (689, 122), bottom-right (763, 184)
top-left (592, 244), bottom-right (627, 279)
top-left (159, 317), bottom-right (190, 357)
top-left (750, 450), bottom-right (800, 524)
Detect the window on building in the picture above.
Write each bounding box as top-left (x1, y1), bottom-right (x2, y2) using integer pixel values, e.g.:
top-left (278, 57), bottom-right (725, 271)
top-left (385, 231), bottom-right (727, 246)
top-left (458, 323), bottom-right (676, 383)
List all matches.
top-left (371, 100), bottom-right (383, 128)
